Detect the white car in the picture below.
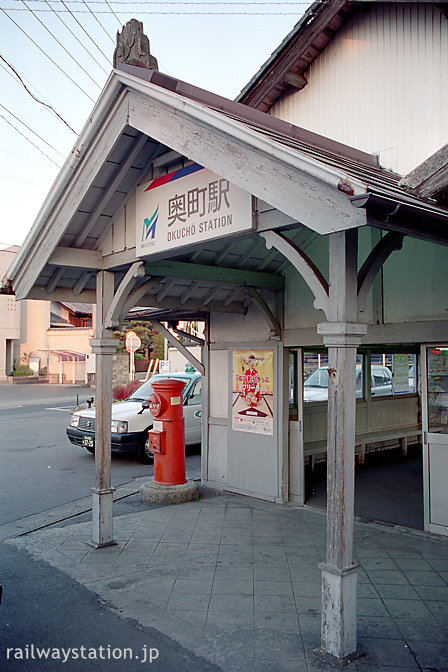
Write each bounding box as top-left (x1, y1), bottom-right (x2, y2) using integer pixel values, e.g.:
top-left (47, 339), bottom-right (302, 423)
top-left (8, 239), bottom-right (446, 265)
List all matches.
top-left (303, 366), bottom-right (393, 402)
top-left (66, 371), bottom-right (202, 463)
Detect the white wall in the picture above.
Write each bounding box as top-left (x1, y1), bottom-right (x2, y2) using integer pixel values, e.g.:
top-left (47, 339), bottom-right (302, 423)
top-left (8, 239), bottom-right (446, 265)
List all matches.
top-left (270, 3), bottom-right (448, 175)
top-left (0, 248), bottom-right (21, 378)
top-left (205, 301), bottom-right (285, 501)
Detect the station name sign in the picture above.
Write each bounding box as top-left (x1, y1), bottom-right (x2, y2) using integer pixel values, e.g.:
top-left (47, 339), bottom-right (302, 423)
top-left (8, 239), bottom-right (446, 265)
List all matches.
top-left (136, 163), bottom-right (253, 257)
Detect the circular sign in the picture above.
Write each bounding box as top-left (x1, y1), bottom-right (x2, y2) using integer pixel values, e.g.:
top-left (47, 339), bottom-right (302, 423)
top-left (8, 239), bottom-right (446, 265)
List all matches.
top-left (125, 330), bottom-right (141, 354)
top-left (148, 392), bottom-right (163, 417)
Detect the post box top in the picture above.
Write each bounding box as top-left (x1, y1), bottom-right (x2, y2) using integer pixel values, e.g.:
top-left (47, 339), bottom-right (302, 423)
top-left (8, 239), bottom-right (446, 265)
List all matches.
top-left (150, 378), bottom-right (187, 393)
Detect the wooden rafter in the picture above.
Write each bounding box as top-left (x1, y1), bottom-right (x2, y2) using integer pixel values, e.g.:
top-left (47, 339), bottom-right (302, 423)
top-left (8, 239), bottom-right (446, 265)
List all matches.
top-left (144, 259), bottom-right (284, 290)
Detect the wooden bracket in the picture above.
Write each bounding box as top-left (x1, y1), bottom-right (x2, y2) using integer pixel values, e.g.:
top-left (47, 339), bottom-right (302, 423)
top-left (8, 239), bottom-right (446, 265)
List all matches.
top-left (260, 230), bottom-right (330, 317)
top-left (104, 261), bottom-right (145, 329)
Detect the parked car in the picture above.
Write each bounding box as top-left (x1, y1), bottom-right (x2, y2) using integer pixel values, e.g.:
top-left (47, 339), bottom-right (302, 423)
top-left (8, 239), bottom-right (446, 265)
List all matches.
top-left (303, 365), bottom-right (393, 402)
top-left (66, 371), bottom-right (202, 463)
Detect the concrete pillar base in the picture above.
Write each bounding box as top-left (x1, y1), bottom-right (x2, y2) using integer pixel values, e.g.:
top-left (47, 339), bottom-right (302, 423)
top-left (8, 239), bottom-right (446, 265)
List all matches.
top-left (318, 562), bottom-right (361, 663)
top-left (90, 487), bottom-right (116, 548)
top-left (140, 479), bottom-right (199, 505)
top-left (313, 647), bottom-right (365, 667)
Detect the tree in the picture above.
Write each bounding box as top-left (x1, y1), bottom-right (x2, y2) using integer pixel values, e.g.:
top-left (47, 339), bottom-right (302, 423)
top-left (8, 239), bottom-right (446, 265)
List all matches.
top-left (151, 330), bottom-right (165, 359)
top-left (113, 320), bottom-right (161, 359)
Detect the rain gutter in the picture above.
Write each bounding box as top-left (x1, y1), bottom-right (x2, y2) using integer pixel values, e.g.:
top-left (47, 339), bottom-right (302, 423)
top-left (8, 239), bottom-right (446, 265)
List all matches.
top-left (351, 192), bottom-right (448, 244)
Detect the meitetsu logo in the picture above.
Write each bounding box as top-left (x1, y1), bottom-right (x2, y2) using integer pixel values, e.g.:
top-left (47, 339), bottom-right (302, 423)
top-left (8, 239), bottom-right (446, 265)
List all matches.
top-left (141, 205), bottom-right (158, 248)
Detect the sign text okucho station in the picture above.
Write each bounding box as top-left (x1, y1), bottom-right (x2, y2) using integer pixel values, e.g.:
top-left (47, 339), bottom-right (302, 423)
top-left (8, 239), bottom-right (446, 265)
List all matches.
top-left (136, 163), bottom-right (253, 256)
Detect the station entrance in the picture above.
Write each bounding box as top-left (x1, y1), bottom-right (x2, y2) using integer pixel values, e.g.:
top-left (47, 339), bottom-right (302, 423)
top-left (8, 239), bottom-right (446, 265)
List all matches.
top-left (288, 346), bottom-right (426, 530)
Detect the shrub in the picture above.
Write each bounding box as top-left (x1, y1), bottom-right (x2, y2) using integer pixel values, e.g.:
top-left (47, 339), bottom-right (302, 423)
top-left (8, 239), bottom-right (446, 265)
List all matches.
top-left (113, 380), bottom-right (142, 401)
top-left (11, 364), bottom-right (34, 377)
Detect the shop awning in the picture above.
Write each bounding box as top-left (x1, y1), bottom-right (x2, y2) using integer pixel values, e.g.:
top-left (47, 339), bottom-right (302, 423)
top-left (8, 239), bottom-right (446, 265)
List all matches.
top-left (39, 350), bottom-right (86, 362)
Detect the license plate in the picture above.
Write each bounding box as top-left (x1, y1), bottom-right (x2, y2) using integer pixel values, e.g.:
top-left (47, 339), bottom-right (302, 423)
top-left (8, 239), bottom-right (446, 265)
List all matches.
top-left (82, 435), bottom-right (94, 448)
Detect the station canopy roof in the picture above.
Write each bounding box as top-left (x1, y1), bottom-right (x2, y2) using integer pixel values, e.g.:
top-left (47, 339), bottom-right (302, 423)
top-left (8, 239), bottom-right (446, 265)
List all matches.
top-left (3, 60), bottom-right (448, 320)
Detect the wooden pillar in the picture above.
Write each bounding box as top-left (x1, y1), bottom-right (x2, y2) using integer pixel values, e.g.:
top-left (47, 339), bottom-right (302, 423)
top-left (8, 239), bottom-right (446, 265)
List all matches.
top-left (89, 270), bottom-right (117, 548)
top-left (315, 231), bottom-right (366, 665)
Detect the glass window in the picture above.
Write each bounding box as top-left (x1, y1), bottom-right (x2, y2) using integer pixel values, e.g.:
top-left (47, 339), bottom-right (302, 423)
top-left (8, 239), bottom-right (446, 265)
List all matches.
top-left (369, 353), bottom-right (417, 397)
top-left (288, 351), bottom-right (298, 408)
top-left (303, 351), bottom-right (363, 403)
top-left (427, 347), bottom-right (448, 434)
top-left (188, 379), bottom-right (202, 404)
top-left (299, 350), bottom-right (417, 404)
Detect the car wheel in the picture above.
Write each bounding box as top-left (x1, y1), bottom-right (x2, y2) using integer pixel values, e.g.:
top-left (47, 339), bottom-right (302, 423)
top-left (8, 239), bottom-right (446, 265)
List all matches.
top-left (137, 431), bottom-right (154, 464)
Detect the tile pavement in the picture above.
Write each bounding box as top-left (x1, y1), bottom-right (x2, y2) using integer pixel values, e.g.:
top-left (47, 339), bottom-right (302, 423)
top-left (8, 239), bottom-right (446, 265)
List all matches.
top-left (6, 489), bottom-right (448, 672)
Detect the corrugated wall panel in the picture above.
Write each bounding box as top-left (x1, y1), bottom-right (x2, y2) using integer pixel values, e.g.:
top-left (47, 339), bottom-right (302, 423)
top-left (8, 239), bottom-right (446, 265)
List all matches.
top-left (270, 4), bottom-right (448, 175)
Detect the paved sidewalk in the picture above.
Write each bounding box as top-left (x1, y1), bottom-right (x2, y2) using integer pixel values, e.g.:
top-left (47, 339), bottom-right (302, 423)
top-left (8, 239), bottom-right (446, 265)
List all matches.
top-left (6, 488), bottom-right (448, 672)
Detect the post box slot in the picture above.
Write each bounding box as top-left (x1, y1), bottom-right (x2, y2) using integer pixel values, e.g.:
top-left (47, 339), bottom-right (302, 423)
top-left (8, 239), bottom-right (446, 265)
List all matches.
top-left (148, 429), bottom-right (166, 454)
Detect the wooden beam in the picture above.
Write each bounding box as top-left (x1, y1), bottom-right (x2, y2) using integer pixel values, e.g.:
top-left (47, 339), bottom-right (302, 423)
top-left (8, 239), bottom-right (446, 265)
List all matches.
top-left (357, 231), bottom-right (405, 311)
top-left (260, 230), bottom-right (329, 315)
top-left (49, 247), bottom-right (102, 269)
top-left (12, 94), bottom-right (130, 300)
top-left (151, 319), bottom-right (205, 375)
top-left (26, 287), bottom-right (96, 303)
top-left (128, 90), bottom-right (366, 235)
top-left (104, 261), bottom-right (145, 329)
top-left (47, 268), bottom-right (65, 293)
top-left (180, 281), bottom-right (200, 305)
top-left (76, 134), bottom-right (149, 247)
top-left (284, 72), bottom-right (308, 91)
top-left (247, 287), bottom-right (282, 339)
top-left (102, 248), bottom-right (138, 269)
top-left (119, 278), bottom-right (161, 323)
top-left (145, 259), bottom-right (284, 290)
top-left (73, 271), bottom-right (92, 296)
top-left (223, 286), bottom-right (242, 307)
top-left (400, 142), bottom-right (448, 198)
top-left (134, 292), bottom-right (246, 315)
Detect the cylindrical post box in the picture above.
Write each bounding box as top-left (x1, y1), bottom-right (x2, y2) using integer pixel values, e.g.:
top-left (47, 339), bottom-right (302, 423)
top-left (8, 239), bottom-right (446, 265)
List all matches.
top-left (148, 378), bottom-right (187, 486)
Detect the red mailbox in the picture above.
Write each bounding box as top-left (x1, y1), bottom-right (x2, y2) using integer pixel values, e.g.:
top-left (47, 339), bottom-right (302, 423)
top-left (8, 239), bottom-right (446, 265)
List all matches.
top-left (147, 378), bottom-right (187, 486)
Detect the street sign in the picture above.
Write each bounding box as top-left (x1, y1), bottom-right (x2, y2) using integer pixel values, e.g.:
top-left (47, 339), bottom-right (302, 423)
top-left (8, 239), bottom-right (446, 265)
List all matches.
top-left (126, 331), bottom-right (142, 381)
top-left (125, 331), bottom-right (141, 354)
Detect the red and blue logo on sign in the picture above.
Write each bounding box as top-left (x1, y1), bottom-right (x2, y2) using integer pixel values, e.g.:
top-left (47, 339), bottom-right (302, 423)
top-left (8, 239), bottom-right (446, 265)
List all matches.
top-left (144, 163), bottom-right (203, 192)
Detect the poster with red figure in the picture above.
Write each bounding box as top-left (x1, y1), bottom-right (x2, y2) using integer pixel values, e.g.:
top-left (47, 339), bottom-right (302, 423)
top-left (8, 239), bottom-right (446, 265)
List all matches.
top-left (232, 349), bottom-right (274, 435)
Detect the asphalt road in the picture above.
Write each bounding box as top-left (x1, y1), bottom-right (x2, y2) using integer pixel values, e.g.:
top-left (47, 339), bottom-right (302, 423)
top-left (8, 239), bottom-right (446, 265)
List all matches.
top-left (0, 529), bottom-right (220, 672)
top-left (0, 383), bottom-right (213, 672)
top-left (0, 383), bottom-right (200, 527)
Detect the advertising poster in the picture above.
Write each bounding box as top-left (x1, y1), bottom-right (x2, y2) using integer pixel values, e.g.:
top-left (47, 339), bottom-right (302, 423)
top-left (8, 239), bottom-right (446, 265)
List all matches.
top-left (232, 349), bottom-right (274, 435)
top-left (392, 353), bottom-right (410, 394)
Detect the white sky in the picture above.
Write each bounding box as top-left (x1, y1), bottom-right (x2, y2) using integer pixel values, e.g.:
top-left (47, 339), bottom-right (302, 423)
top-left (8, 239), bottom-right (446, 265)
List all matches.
top-left (0, 1), bottom-right (308, 248)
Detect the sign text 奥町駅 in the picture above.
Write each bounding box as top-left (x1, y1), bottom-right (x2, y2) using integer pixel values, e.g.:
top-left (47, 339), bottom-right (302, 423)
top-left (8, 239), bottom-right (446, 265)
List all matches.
top-left (136, 164), bottom-right (252, 257)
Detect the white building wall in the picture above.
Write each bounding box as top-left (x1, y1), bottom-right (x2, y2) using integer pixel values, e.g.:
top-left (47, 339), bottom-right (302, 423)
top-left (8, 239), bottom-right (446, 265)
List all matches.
top-left (20, 300), bottom-right (51, 358)
top-left (205, 301), bottom-right (286, 501)
top-left (0, 248), bottom-right (21, 379)
top-left (270, 3), bottom-right (448, 175)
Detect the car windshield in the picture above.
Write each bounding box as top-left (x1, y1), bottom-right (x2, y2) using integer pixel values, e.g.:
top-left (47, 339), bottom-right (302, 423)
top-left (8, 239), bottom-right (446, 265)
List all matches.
top-left (304, 368), bottom-right (329, 388)
top-left (127, 375), bottom-right (192, 402)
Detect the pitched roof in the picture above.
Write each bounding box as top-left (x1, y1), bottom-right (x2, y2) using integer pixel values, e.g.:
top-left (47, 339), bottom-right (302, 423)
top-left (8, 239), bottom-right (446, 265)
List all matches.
top-left (237, 0), bottom-right (447, 112)
top-left (3, 61), bottom-right (448, 309)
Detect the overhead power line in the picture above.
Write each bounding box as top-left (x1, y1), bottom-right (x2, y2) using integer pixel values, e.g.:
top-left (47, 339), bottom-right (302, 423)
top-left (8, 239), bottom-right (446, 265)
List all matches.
top-left (0, 8), bottom-right (97, 102)
top-left (19, 0), bottom-right (104, 90)
top-left (103, 0), bottom-right (122, 26)
top-left (0, 101), bottom-right (66, 157)
top-left (0, 113), bottom-right (61, 168)
top-left (79, 0), bottom-right (115, 45)
top-left (0, 54), bottom-right (78, 134)
top-left (56, 0), bottom-right (113, 63)
top-left (0, 8), bottom-right (301, 12)
top-left (5, 1), bottom-right (313, 4)
top-left (41, 0), bottom-right (110, 74)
